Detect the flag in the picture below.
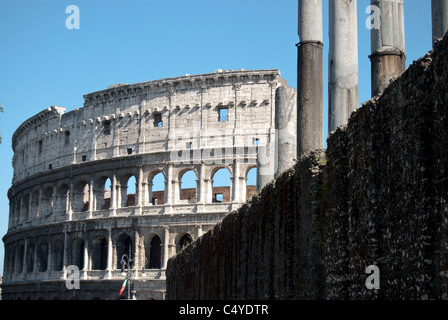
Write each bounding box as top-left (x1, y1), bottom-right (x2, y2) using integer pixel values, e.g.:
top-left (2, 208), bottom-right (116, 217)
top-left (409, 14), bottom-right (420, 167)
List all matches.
top-left (119, 277), bottom-right (128, 295)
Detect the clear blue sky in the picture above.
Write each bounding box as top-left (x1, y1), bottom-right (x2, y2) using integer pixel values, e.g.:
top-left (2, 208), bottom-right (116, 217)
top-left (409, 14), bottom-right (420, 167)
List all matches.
top-left (0, 1), bottom-right (433, 276)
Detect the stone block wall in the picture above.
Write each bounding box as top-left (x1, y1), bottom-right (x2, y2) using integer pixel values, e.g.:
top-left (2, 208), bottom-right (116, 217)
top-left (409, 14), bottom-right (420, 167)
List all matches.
top-left (166, 34), bottom-right (448, 300)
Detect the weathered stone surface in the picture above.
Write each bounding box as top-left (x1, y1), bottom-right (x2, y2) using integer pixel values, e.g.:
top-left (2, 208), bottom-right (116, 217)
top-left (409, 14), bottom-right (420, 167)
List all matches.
top-left (275, 85), bottom-right (297, 178)
top-left (328, 0), bottom-right (359, 132)
top-left (2, 69), bottom-right (284, 300)
top-left (167, 33), bottom-right (448, 300)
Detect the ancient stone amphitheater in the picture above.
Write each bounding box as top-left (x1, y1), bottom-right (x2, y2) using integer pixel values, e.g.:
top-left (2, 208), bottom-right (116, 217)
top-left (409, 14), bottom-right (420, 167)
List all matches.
top-left (1, 69), bottom-right (285, 300)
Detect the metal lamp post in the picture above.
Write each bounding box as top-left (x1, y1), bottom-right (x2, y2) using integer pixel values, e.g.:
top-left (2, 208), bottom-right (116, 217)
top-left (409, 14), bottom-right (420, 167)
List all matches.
top-left (120, 246), bottom-right (133, 300)
top-left (120, 246), bottom-right (149, 300)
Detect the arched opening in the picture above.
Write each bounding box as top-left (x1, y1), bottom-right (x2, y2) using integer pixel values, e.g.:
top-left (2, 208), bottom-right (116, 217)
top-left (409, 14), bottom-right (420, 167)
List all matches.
top-left (92, 236), bottom-right (108, 270)
top-left (122, 175), bottom-right (136, 207)
top-left (148, 235), bottom-right (162, 269)
top-left (178, 234), bottom-right (193, 253)
top-left (149, 172), bottom-right (165, 205)
top-left (21, 194), bottom-right (30, 222)
top-left (6, 246), bottom-right (16, 275)
top-left (55, 184), bottom-right (69, 216)
top-left (212, 168), bottom-right (231, 203)
top-left (74, 181), bottom-right (89, 212)
top-left (17, 244), bottom-right (24, 273)
top-left (31, 190), bottom-right (39, 217)
top-left (180, 170), bottom-right (197, 202)
top-left (95, 177), bottom-right (112, 210)
top-left (41, 187), bottom-right (54, 216)
top-left (52, 240), bottom-right (64, 271)
top-left (116, 234), bottom-right (132, 269)
top-left (72, 238), bottom-right (85, 270)
top-left (103, 178), bottom-right (112, 209)
top-left (246, 167), bottom-right (257, 201)
top-left (26, 242), bottom-right (35, 273)
top-left (38, 241), bottom-right (48, 272)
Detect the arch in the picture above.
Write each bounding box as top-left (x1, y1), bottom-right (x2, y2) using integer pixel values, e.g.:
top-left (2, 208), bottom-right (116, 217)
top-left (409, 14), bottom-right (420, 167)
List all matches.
top-left (73, 181), bottom-right (89, 212)
top-left (41, 186), bottom-right (54, 216)
top-left (72, 237), bottom-right (85, 270)
top-left (55, 184), bottom-right (69, 216)
top-left (95, 176), bottom-right (112, 210)
top-left (52, 239), bottom-right (64, 271)
top-left (178, 233), bottom-right (193, 253)
top-left (6, 245), bottom-right (16, 275)
top-left (21, 193), bottom-right (30, 222)
top-left (31, 189), bottom-right (39, 217)
top-left (148, 235), bottom-right (162, 269)
top-left (26, 242), bottom-right (35, 273)
top-left (149, 171), bottom-right (165, 205)
top-left (211, 167), bottom-right (231, 203)
top-left (179, 169), bottom-right (197, 202)
top-left (17, 244), bottom-right (24, 273)
top-left (116, 233), bottom-right (132, 269)
top-left (92, 236), bottom-right (108, 270)
top-left (37, 241), bottom-right (48, 272)
top-left (121, 174), bottom-right (136, 207)
top-left (246, 166), bottom-right (257, 201)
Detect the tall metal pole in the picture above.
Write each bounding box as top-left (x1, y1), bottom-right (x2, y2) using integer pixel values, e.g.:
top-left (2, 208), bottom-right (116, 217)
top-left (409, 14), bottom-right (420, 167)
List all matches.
top-left (370, 0), bottom-right (406, 97)
top-left (328, 0), bottom-right (359, 132)
top-left (297, 0), bottom-right (324, 156)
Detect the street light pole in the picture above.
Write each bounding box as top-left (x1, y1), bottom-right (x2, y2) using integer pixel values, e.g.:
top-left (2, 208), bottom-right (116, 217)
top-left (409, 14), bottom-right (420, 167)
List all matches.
top-left (121, 246), bottom-right (133, 300)
top-left (120, 246), bottom-right (148, 300)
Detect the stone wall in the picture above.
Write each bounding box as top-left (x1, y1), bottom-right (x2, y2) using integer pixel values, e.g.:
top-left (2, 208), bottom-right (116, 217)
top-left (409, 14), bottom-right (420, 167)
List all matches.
top-left (11, 69), bottom-right (283, 184)
top-left (166, 35), bottom-right (448, 300)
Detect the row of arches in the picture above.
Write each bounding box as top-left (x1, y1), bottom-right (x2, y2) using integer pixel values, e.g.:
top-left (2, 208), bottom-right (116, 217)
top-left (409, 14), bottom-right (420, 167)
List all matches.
top-left (10, 165), bottom-right (257, 226)
top-left (4, 231), bottom-right (194, 276)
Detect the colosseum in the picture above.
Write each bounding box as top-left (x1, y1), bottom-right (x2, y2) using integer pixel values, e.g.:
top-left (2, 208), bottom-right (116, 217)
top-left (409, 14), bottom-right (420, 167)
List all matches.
top-left (1, 68), bottom-right (286, 300)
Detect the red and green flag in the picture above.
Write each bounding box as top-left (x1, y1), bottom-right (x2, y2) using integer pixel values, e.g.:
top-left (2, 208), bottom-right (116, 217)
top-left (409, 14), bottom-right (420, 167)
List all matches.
top-left (119, 277), bottom-right (128, 295)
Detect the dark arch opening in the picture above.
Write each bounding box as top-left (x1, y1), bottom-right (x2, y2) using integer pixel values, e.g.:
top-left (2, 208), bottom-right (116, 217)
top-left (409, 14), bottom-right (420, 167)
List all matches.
top-left (149, 235), bottom-right (162, 269)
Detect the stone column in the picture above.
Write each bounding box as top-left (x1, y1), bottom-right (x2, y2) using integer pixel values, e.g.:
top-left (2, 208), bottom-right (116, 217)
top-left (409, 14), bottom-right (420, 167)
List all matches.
top-left (22, 239), bottom-right (28, 274)
top-left (166, 163), bottom-right (173, 205)
top-left (275, 86), bottom-right (297, 178)
top-left (62, 228), bottom-right (68, 277)
top-left (107, 227), bottom-right (113, 279)
top-left (46, 241), bottom-right (52, 273)
top-left (198, 162), bottom-right (205, 204)
top-left (370, 0), bottom-right (406, 97)
top-left (88, 179), bottom-right (94, 218)
top-left (297, 0), bottom-right (324, 155)
top-left (82, 243), bottom-right (88, 279)
top-left (162, 227), bottom-right (170, 269)
top-left (329, 0), bottom-right (359, 132)
top-left (28, 191), bottom-right (33, 220)
top-left (110, 174), bottom-right (117, 214)
top-left (232, 161), bottom-right (240, 202)
top-left (432, 0), bottom-right (448, 45)
top-left (137, 166), bottom-right (143, 214)
top-left (68, 182), bottom-right (73, 220)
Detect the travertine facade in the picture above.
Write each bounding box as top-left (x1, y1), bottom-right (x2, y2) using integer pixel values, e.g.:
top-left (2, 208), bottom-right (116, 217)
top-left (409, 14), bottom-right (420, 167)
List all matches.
top-left (2, 69), bottom-right (284, 300)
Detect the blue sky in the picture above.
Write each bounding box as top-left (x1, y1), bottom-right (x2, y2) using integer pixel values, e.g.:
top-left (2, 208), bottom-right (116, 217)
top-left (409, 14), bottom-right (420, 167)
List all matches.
top-left (0, 1), bottom-right (433, 276)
